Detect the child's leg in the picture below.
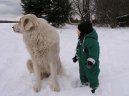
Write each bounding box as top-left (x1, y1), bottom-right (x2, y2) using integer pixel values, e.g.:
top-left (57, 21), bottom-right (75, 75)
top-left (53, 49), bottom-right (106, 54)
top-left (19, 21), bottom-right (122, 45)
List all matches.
top-left (86, 75), bottom-right (99, 93)
top-left (79, 68), bottom-right (88, 84)
top-left (87, 64), bottom-right (100, 89)
top-left (89, 76), bottom-right (99, 88)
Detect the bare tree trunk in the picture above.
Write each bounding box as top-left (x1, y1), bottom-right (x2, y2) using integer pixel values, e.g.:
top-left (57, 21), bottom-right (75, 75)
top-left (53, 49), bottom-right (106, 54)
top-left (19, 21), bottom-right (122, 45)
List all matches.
top-left (72, 0), bottom-right (91, 22)
top-left (83, 0), bottom-right (90, 21)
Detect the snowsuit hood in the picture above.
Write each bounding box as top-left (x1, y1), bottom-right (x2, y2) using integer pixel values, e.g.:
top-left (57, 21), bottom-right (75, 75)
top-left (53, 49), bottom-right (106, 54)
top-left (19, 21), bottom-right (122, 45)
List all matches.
top-left (78, 21), bottom-right (93, 40)
top-left (84, 29), bottom-right (98, 41)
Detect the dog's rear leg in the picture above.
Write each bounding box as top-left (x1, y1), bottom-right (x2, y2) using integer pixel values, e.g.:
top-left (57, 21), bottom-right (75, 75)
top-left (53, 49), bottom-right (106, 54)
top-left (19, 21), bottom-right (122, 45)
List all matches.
top-left (27, 59), bottom-right (34, 73)
top-left (57, 57), bottom-right (64, 75)
top-left (33, 62), bottom-right (41, 92)
top-left (50, 62), bottom-right (60, 92)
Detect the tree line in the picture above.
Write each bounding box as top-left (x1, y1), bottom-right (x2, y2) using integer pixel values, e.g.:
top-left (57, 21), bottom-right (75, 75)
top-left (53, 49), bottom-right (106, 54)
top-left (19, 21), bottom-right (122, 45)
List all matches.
top-left (21, 0), bottom-right (129, 28)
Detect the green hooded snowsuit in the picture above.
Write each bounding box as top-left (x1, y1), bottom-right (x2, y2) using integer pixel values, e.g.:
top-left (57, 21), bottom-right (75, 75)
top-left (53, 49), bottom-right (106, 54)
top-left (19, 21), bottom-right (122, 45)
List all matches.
top-left (76, 30), bottom-right (100, 88)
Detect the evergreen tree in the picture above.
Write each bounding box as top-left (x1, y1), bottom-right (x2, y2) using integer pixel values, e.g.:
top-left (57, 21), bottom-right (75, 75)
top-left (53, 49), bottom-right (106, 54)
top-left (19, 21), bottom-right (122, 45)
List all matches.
top-left (21, 0), bottom-right (51, 18)
top-left (47, 0), bottom-right (72, 27)
top-left (21, 0), bottom-right (72, 27)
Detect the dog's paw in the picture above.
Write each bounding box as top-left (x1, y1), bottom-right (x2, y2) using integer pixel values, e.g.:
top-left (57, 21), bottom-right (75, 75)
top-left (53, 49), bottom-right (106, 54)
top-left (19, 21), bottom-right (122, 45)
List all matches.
top-left (33, 83), bottom-right (41, 92)
top-left (50, 83), bottom-right (60, 92)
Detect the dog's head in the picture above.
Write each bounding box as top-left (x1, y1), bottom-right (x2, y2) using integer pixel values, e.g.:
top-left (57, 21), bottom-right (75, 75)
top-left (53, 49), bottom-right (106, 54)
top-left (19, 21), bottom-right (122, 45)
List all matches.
top-left (12, 14), bottom-right (38, 33)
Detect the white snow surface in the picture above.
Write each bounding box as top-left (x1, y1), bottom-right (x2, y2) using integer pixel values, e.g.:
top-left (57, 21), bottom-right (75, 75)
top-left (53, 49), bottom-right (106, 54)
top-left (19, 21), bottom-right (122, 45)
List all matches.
top-left (0, 23), bottom-right (129, 96)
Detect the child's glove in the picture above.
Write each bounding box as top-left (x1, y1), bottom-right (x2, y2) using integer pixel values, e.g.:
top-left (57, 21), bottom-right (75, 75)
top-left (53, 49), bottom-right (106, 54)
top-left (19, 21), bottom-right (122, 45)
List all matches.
top-left (86, 58), bottom-right (95, 69)
top-left (72, 55), bottom-right (78, 63)
top-left (86, 61), bottom-right (94, 69)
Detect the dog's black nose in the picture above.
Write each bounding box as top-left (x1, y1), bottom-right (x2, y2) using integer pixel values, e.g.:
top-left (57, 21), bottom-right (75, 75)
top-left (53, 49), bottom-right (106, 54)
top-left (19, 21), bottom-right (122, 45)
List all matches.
top-left (12, 26), bottom-right (14, 28)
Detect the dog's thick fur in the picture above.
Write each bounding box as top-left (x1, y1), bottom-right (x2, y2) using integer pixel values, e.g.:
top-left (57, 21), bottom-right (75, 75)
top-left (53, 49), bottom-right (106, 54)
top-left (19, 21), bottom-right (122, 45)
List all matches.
top-left (12, 14), bottom-right (63, 92)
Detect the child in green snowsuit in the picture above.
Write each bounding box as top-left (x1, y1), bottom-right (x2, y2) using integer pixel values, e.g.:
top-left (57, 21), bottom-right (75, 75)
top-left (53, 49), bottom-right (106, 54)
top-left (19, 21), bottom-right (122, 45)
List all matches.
top-left (72, 21), bottom-right (100, 93)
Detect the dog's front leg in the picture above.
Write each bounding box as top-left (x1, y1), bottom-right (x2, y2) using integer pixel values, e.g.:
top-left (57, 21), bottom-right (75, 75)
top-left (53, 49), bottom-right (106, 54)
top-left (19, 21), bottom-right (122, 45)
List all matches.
top-left (33, 63), bottom-right (41, 92)
top-left (50, 62), bottom-right (60, 92)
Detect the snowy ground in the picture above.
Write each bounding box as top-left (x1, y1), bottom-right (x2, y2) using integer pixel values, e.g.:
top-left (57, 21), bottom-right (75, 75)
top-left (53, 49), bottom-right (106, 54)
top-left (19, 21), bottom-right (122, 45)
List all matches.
top-left (0, 23), bottom-right (129, 96)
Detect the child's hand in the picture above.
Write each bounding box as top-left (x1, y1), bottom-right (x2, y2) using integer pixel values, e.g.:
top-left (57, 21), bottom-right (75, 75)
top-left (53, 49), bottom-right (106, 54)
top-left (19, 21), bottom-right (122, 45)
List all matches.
top-left (72, 56), bottom-right (78, 63)
top-left (86, 61), bottom-right (94, 69)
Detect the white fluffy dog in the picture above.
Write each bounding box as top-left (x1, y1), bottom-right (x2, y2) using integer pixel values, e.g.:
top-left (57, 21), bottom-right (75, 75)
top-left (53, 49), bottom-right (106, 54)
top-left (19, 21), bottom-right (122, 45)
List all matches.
top-left (12, 14), bottom-right (63, 92)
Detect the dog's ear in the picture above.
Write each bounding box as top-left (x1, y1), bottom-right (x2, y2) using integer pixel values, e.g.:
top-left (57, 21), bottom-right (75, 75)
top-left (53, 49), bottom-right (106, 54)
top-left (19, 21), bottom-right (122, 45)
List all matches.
top-left (23, 18), bottom-right (34, 31)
